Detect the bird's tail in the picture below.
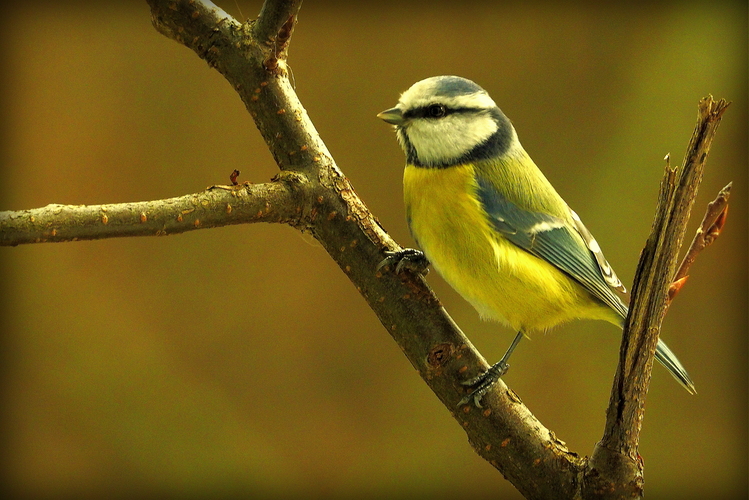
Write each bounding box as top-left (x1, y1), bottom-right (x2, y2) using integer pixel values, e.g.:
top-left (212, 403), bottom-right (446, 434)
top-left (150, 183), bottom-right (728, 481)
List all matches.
top-left (655, 339), bottom-right (696, 394)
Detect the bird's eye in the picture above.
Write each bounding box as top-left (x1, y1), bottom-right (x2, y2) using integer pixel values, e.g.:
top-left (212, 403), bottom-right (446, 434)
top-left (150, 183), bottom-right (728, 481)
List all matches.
top-left (427, 104), bottom-right (446, 118)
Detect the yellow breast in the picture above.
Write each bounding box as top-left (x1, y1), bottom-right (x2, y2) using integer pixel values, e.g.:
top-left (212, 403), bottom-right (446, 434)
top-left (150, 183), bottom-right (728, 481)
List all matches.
top-left (403, 163), bottom-right (618, 332)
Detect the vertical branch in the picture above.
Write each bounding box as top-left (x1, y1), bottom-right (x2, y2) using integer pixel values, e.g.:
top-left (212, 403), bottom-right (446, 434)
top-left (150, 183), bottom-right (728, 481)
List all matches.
top-left (584, 96), bottom-right (730, 499)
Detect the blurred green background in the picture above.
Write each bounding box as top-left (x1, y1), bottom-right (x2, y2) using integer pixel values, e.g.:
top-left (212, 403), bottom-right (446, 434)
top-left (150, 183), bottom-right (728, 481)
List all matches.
top-left (1, 1), bottom-right (746, 498)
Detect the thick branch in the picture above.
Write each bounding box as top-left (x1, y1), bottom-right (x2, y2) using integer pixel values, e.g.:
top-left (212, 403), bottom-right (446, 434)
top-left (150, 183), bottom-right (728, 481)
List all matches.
top-left (585, 96), bottom-right (730, 499)
top-left (146, 1), bottom-right (586, 498)
top-left (0, 179), bottom-right (304, 246)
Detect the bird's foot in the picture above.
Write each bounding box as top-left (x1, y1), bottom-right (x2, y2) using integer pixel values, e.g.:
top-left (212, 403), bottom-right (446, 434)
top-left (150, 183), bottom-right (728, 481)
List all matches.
top-left (377, 248), bottom-right (430, 275)
top-left (458, 360), bottom-right (510, 408)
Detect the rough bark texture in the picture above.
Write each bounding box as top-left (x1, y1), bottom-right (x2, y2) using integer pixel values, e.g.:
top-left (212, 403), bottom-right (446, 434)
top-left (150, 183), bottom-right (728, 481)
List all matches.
top-left (584, 97), bottom-right (729, 500)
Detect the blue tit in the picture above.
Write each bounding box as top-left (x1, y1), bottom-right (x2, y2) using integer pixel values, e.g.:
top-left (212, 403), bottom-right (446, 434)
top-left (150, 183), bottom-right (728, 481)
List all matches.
top-left (377, 75), bottom-right (695, 406)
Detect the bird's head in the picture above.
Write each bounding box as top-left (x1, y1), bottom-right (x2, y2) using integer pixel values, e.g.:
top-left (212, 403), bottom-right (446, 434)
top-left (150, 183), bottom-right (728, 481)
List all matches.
top-left (378, 76), bottom-right (516, 168)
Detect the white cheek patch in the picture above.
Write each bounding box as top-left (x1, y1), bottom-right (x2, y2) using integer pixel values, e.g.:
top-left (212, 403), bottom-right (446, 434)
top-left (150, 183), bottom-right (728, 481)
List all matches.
top-left (407, 112), bottom-right (499, 165)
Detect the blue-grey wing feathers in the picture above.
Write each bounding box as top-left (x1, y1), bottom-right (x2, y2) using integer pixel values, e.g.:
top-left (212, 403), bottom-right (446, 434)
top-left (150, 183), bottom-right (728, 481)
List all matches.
top-left (475, 174), bottom-right (696, 394)
top-left (569, 209), bottom-right (625, 292)
top-left (475, 176), bottom-right (627, 318)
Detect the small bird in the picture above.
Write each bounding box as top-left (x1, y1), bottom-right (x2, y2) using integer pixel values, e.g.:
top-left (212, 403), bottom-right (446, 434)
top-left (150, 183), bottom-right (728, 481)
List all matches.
top-left (377, 76), bottom-right (695, 406)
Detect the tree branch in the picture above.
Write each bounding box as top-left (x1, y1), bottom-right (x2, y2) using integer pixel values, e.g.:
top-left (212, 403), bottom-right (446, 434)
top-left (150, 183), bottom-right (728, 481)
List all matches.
top-left (585, 96), bottom-right (730, 499)
top-left (253, 0), bottom-right (302, 71)
top-left (0, 177), bottom-right (305, 246)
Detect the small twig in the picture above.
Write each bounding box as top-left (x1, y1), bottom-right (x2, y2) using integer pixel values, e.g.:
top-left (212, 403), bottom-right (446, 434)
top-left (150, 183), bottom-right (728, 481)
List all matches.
top-left (230, 169), bottom-right (242, 185)
top-left (668, 183), bottom-right (732, 301)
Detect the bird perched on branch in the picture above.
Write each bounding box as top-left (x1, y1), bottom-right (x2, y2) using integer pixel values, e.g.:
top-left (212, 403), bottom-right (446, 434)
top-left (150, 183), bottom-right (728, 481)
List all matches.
top-left (377, 75), bottom-right (695, 406)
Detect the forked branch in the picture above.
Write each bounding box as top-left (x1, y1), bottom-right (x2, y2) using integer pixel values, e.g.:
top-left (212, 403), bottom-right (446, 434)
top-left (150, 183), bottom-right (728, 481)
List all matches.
top-left (585, 96), bottom-right (730, 500)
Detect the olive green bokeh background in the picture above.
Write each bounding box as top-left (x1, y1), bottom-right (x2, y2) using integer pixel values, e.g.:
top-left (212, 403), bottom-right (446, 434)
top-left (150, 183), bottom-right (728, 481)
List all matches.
top-left (1, 1), bottom-right (746, 498)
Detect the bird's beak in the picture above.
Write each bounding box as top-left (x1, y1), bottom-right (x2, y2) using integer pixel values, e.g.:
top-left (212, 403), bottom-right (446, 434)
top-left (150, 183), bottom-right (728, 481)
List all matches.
top-left (377, 107), bottom-right (405, 125)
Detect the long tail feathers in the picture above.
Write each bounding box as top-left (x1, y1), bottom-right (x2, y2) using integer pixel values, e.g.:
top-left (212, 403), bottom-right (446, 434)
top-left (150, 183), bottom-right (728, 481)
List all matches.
top-left (655, 339), bottom-right (697, 394)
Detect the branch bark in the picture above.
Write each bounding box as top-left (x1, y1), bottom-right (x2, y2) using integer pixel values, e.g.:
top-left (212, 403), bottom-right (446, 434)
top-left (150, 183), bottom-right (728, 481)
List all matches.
top-left (0, 1), bottom-right (731, 498)
top-left (584, 96), bottom-right (730, 499)
top-left (0, 178), bottom-right (304, 246)
top-left (253, 0), bottom-right (302, 68)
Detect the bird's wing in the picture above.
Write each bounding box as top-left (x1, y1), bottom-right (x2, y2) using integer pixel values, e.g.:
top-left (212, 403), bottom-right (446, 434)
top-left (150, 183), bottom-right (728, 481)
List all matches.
top-left (568, 209), bottom-right (625, 292)
top-left (475, 175), bottom-right (627, 317)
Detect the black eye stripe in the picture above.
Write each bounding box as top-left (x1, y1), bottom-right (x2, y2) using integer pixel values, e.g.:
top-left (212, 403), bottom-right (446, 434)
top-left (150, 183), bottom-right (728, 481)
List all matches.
top-left (404, 106), bottom-right (486, 119)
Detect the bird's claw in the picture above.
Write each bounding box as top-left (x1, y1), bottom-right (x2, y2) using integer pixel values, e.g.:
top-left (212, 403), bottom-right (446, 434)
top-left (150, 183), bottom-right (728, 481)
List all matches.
top-left (377, 248), bottom-right (430, 275)
top-left (457, 360), bottom-right (510, 408)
